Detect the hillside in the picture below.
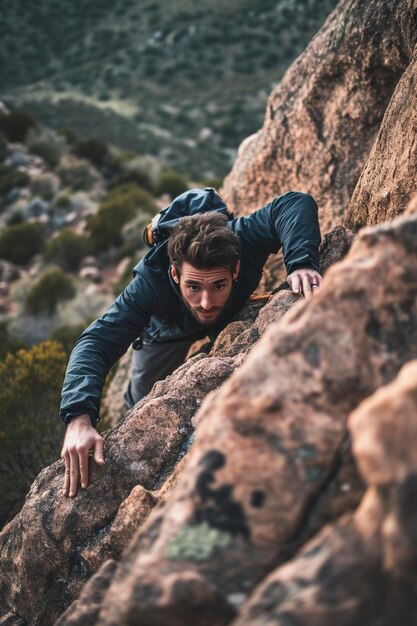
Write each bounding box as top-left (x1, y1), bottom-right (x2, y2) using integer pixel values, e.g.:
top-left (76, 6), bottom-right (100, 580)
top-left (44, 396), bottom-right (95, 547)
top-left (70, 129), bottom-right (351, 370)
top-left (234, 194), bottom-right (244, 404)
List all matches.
top-left (1, 0), bottom-right (338, 177)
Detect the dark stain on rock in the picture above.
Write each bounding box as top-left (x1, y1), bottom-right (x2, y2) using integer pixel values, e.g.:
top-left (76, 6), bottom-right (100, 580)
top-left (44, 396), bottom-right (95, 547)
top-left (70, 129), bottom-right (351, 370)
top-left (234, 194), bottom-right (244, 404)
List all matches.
top-left (235, 423), bottom-right (286, 454)
top-left (298, 444), bottom-right (318, 459)
top-left (248, 581), bottom-right (288, 620)
top-left (250, 490), bottom-right (266, 508)
top-left (397, 473), bottom-right (417, 546)
top-left (304, 342), bottom-right (320, 367)
top-left (192, 450), bottom-right (250, 540)
top-left (132, 581), bottom-right (163, 607)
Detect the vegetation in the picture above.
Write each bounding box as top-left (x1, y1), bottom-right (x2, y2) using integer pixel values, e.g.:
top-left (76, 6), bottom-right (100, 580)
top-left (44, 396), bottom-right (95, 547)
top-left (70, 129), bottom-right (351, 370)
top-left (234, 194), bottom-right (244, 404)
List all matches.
top-left (86, 184), bottom-right (155, 252)
top-left (0, 221), bottom-right (45, 265)
top-left (155, 169), bottom-right (189, 198)
top-left (0, 0), bottom-right (338, 177)
top-left (0, 109), bottom-right (37, 142)
top-left (26, 269), bottom-right (76, 315)
top-left (0, 164), bottom-right (30, 195)
top-left (0, 341), bottom-right (67, 526)
top-left (45, 229), bottom-right (91, 271)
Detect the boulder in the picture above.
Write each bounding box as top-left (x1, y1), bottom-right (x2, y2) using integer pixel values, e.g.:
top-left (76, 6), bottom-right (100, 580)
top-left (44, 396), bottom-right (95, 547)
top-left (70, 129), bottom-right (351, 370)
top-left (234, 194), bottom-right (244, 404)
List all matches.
top-left (344, 50), bottom-right (417, 229)
top-left (233, 360), bottom-right (417, 625)
top-left (220, 0), bottom-right (417, 233)
top-left (57, 208), bottom-right (417, 625)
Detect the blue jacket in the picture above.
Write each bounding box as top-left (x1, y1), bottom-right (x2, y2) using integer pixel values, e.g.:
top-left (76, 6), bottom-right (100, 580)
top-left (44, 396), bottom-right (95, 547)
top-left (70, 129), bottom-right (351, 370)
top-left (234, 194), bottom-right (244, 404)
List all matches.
top-left (60, 190), bottom-right (321, 426)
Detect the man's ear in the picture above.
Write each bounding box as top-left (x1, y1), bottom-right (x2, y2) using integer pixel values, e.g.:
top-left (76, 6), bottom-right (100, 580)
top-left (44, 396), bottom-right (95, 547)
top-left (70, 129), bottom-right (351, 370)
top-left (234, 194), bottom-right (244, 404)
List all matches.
top-left (171, 265), bottom-right (179, 283)
top-left (233, 260), bottom-right (240, 281)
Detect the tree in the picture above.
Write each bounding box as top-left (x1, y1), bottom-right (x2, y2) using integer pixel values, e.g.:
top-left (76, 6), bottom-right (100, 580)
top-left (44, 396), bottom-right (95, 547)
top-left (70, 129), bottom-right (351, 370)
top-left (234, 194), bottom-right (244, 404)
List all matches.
top-left (0, 341), bottom-right (67, 526)
top-left (26, 269), bottom-right (76, 315)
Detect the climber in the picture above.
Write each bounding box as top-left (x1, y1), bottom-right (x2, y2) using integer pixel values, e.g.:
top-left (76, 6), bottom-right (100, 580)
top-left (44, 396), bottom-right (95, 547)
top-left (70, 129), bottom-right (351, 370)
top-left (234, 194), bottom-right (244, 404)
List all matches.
top-left (59, 189), bottom-right (322, 497)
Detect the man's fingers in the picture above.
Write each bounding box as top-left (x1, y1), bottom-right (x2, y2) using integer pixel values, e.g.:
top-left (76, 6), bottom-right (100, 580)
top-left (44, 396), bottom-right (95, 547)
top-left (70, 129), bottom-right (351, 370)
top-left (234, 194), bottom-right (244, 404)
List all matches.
top-left (68, 448), bottom-right (80, 498)
top-left (62, 454), bottom-right (70, 497)
top-left (290, 273), bottom-right (301, 294)
top-left (94, 437), bottom-right (105, 466)
top-left (302, 275), bottom-right (313, 300)
top-left (78, 447), bottom-right (90, 490)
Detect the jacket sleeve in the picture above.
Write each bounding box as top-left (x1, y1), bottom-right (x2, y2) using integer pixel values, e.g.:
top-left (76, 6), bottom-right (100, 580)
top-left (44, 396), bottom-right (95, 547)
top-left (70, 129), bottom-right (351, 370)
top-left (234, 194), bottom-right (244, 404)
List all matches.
top-left (59, 273), bottom-right (160, 427)
top-left (235, 191), bottom-right (321, 274)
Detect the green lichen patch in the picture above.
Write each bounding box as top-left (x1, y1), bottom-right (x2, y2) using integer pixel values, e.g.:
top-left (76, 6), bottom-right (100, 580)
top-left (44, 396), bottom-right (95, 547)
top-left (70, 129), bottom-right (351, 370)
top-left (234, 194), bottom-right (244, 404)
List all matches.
top-left (166, 522), bottom-right (231, 562)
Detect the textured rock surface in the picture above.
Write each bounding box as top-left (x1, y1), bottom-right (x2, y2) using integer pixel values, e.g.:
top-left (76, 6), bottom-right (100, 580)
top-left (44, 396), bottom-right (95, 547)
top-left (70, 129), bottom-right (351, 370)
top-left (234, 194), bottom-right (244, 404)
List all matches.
top-left (233, 360), bottom-right (417, 625)
top-left (0, 289), bottom-right (296, 626)
top-left (221, 0), bottom-right (417, 233)
top-left (345, 50), bottom-right (417, 230)
top-left (60, 210), bottom-right (417, 625)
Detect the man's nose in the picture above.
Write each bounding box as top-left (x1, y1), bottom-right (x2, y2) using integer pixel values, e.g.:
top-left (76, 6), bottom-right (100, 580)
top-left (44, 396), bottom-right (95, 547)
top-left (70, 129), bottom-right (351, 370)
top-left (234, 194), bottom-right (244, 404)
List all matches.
top-left (200, 290), bottom-right (214, 310)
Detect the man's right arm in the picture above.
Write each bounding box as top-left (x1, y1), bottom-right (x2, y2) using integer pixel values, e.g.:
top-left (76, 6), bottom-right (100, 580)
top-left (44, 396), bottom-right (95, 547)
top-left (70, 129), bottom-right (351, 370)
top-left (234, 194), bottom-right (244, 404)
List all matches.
top-left (60, 273), bottom-right (160, 497)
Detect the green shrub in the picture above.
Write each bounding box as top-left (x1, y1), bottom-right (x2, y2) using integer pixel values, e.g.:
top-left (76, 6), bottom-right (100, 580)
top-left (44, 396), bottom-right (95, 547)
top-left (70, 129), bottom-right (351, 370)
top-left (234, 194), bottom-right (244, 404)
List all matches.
top-left (0, 132), bottom-right (8, 162)
top-left (45, 229), bottom-right (91, 272)
top-left (0, 109), bottom-right (38, 142)
top-left (155, 169), bottom-right (188, 198)
top-left (57, 155), bottom-right (100, 191)
top-left (86, 185), bottom-right (155, 253)
top-left (73, 138), bottom-right (109, 168)
top-left (0, 340), bottom-right (67, 526)
top-left (0, 164), bottom-right (30, 195)
top-left (30, 173), bottom-right (60, 200)
top-left (26, 269), bottom-right (76, 315)
top-left (0, 221), bottom-right (45, 265)
top-left (26, 127), bottom-right (67, 168)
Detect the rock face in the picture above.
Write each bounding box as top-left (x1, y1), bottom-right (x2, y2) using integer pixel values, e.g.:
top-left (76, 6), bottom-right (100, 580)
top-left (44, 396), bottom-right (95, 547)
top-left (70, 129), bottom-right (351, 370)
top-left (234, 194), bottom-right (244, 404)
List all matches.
top-left (233, 360), bottom-right (417, 625)
top-left (221, 0), bottom-right (417, 233)
top-left (344, 50), bottom-right (417, 230)
top-left (65, 209), bottom-right (417, 626)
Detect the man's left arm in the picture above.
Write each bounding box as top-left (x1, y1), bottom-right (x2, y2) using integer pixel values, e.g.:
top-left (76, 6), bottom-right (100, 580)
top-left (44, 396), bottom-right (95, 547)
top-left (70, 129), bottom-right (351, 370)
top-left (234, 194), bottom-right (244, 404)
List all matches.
top-left (237, 191), bottom-right (322, 298)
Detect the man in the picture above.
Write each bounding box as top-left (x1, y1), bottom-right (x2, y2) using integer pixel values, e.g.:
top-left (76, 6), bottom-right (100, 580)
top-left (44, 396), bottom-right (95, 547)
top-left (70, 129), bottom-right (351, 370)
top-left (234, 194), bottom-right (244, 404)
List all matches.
top-left (60, 189), bottom-right (322, 497)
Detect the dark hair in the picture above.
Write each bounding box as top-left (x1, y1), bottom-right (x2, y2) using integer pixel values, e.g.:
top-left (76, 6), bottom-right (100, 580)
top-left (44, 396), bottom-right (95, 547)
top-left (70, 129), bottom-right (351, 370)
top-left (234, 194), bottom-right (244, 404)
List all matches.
top-left (167, 212), bottom-right (240, 273)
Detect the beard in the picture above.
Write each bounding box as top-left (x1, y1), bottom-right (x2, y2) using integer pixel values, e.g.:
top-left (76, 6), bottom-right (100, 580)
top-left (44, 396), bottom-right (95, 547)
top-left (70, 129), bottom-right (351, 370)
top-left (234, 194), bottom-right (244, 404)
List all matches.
top-left (182, 300), bottom-right (223, 326)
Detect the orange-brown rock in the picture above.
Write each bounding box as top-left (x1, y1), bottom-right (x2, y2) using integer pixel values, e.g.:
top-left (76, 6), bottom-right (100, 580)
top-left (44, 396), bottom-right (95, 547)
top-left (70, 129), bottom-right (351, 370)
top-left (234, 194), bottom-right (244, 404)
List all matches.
top-left (221, 0), bottom-right (417, 233)
top-left (344, 50), bottom-right (417, 230)
top-left (64, 210), bottom-right (417, 626)
top-left (233, 360), bottom-right (417, 626)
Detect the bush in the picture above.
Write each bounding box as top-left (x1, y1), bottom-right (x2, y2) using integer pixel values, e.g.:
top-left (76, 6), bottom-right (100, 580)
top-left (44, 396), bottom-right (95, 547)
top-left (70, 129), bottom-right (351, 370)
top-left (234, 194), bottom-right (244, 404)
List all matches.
top-left (155, 169), bottom-right (188, 198)
top-left (57, 154), bottom-right (100, 191)
top-left (0, 132), bottom-right (8, 162)
top-left (0, 221), bottom-right (45, 265)
top-left (0, 164), bottom-right (30, 195)
top-left (0, 109), bottom-right (38, 142)
top-left (26, 127), bottom-right (67, 168)
top-left (45, 229), bottom-right (91, 271)
top-left (30, 172), bottom-right (60, 200)
top-left (73, 138), bottom-right (109, 168)
top-left (86, 185), bottom-right (155, 253)
top-left (26, 269), bottom-right (76, 315)
top-left (0, 340), bottom-right (67, 526)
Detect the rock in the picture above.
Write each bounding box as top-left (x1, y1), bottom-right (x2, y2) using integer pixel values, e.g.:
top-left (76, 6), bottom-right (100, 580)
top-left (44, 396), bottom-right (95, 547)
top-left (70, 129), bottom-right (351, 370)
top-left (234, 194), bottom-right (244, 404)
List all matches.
top-left (220, 0), bottom-right (417, 233)
top-left (0, 351), bottom-right (251, 625)
top-left (79, 266), bottom-right (102, 283)
top-left (64, 209), bottom-right (417, 625)
top-left (0, 260), bottom-right (22, 282)
top-left (344, 51), bottom-right (417, 230)
top-left (233, 360), bottom-right (417, 625)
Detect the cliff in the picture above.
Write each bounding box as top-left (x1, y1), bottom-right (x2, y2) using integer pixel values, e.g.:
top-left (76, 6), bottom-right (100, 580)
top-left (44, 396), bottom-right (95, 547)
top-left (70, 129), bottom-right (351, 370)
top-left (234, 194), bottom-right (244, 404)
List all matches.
top-left (1, 0), bottom-right (417, 624)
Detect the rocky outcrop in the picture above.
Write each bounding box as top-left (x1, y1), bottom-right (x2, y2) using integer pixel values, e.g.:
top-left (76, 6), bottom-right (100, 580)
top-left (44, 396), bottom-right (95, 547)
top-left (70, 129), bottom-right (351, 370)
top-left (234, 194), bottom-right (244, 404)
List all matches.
top-left (221, 0), bottom-right (417, 233)
top-left (233, 360), bottom-right (417, 625)
top-left (0, 284), bottom-right (300, 626)
top-left (344, 49), bottom-right (417, 230)
top-left (9, 205), bottom-right (413, 625)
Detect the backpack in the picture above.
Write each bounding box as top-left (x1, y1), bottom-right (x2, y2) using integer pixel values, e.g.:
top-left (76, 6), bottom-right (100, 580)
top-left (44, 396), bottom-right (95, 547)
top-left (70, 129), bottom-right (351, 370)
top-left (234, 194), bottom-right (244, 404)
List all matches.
top-left (143, 187), bottom-right (233, 247)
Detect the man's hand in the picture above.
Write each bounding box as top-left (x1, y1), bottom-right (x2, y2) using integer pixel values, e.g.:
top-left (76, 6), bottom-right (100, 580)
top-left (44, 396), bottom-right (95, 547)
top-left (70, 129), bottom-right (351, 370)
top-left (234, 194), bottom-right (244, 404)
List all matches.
top-left (61, 414), bottom-right (105, 498)
top-left (287, 268), bottom-right (322, 300)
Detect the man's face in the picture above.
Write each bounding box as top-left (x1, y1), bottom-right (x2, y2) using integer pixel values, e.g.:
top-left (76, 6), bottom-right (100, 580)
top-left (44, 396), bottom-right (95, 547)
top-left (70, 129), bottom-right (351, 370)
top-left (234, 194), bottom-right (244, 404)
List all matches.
top-left (171, 260), bottom-right (240, 325)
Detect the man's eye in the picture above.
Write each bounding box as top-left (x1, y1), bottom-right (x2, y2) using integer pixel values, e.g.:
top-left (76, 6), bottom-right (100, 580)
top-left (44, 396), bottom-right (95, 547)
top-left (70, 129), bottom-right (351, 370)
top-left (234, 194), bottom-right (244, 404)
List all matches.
top-left (214, 284), bottom-right (225, 291)
top-left (188, 285), bottom-right (200, 292)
